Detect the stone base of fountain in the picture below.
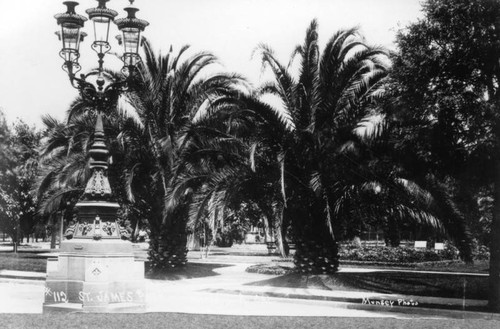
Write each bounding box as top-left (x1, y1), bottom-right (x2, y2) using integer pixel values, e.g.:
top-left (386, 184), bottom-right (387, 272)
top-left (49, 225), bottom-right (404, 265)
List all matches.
top-left (43, 239), bottom-right (146, 313)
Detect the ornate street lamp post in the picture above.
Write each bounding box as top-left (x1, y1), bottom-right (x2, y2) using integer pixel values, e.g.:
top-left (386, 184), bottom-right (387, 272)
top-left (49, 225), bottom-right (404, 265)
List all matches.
top-left (44, 0), bottom-right (149, 313)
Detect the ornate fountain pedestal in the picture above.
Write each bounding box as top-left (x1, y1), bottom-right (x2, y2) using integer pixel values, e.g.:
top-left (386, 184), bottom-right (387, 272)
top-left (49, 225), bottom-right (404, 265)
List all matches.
top-left (43, 239), bottom-right (145, 313)
top-left (43, 113), bottom-right (146, 313)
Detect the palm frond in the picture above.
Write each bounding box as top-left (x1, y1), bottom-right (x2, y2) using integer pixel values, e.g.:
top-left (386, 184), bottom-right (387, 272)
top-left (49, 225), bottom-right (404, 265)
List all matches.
top-left (38, 188), bottom-right (82, 216)
top-left (353, 113), bottom-right (387, 143)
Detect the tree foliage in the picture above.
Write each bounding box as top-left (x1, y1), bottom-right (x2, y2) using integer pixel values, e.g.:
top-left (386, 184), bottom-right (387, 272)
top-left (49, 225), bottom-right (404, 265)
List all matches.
top-left (392, 0), bottom-right (499, 183)
top-left (392, 0), bottom-right (500, 311)
top-left (0, 110), bottom-right (41, 244)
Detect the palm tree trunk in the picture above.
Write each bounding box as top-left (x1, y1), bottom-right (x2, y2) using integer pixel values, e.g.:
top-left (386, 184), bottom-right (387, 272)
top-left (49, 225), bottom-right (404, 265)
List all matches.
top-left (274, 203), bottom-right (289, 257)
top-left (290, 199), bottom-right (339, 274)
top-left (258, 200), bottom-right (289, 257)
top-left (148, 202), bottom-right (188, 272)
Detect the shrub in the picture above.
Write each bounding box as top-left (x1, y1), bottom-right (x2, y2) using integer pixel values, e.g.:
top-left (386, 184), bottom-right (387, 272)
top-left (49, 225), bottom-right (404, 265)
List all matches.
top-left (472, 243), bottom-right (490, 261)
top-left (338, 244), bottom-right (460, 263)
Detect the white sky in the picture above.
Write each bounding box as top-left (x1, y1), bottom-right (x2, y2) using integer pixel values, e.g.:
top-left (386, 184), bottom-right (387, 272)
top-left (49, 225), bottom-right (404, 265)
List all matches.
top-left (0, 0), bottom-right (423, 128)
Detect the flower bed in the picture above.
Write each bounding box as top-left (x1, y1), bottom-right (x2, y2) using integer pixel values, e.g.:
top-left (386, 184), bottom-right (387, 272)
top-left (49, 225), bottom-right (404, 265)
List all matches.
top-left (246, 263), bottom-right (295, 275)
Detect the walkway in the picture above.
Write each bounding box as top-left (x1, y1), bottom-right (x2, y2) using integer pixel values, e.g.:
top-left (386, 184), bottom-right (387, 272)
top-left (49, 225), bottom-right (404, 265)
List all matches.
top-left (0, 261), bottom-right (495, 319)
top-left (0, 242), bottom-right (497, 319)
top-left (0, 265), bottom-right (390, 317)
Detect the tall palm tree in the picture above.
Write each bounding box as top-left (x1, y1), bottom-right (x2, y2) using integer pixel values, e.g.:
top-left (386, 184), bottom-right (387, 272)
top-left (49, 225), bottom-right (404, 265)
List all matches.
top-left (245, 21), bottom-right (392, 272)
top-left (120, 39), bottom-right (245, 270)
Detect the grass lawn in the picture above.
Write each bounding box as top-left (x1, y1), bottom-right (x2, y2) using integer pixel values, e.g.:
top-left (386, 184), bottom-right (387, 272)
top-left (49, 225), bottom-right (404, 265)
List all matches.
top-left (0, 252), bottom-right (48, 272)
top-left (0, 251), bottom-right (232, 281)
top-left (145, 262), bottom-right (231, 280)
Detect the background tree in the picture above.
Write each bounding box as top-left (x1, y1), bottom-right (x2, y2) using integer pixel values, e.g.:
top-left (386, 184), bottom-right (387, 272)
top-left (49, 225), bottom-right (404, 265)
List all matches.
top-left (0, 110), bottom-right (17, 244)
top-left (11, 120), bottom-right (40, 242)
top-left (0, 110), bottom-right (41, 250)
top-left (391, 0), bottom-right (500, 311)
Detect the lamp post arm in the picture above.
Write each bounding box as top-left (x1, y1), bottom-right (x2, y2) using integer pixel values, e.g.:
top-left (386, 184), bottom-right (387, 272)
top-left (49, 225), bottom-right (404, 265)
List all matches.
top-left (65, 69), bottom-right (135, 112)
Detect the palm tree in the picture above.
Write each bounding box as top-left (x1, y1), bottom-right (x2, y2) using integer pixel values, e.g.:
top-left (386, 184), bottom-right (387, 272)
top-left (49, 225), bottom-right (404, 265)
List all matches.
top-left (243, 21), bottom-right (391, 272)
top-left (120, 39), bottom-right (245, 270)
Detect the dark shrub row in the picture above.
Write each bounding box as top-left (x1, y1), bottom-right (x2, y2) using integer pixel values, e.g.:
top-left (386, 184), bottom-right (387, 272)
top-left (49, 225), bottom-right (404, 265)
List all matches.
top-left (338, 243), bottom-right (489, 263)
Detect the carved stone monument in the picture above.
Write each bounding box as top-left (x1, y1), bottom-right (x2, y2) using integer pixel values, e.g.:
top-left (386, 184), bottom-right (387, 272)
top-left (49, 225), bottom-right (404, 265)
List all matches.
top-left (43, 114), bottom-right (145, 313)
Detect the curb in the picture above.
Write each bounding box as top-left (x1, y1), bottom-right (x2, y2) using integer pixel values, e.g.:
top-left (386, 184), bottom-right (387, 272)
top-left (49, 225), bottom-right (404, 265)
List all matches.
top-left (0, 270), bottom-right (46, 281)
top-left (201, 287), bottom-right (498, 319)
top-left (0, 274), bottom-right (45, 281)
